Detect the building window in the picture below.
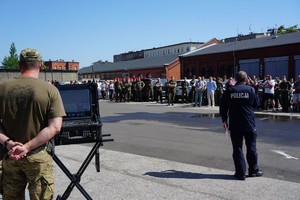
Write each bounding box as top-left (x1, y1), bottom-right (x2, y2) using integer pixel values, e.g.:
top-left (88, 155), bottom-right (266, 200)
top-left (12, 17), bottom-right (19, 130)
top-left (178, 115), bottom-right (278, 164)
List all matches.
top-left (186, 47), bottom-right (190, 52)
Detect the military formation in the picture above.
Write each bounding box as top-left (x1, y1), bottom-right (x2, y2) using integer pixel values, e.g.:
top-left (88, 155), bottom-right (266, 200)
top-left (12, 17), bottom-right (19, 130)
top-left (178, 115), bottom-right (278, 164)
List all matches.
top-left (65, 74), bottom-right (299, 113)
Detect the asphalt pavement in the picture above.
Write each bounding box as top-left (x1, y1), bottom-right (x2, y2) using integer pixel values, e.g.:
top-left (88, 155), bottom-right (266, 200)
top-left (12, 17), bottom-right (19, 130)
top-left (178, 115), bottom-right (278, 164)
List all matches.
top-left (52, 104), bottom-right (300, 200)
top-left (2, 103), bottom-right (300, 200)
top-left (53, 145), bottom-right (300, 200)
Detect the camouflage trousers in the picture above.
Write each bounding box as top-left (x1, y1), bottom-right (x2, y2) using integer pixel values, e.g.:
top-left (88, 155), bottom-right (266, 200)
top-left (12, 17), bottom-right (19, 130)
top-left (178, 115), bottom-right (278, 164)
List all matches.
top-left (2, 150), bottom-right (54, 200)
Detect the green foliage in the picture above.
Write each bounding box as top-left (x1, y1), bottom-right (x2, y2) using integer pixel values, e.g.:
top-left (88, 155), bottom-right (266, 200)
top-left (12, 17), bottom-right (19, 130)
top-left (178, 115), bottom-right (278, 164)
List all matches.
top-left (1, 42), bottom-right (19, 69)
top-left (277, 25), bottom-right (299, 34)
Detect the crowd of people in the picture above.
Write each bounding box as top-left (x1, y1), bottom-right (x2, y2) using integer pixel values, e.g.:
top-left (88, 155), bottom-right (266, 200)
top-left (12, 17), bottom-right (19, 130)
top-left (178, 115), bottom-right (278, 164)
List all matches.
top-left (56, 73), bottom-right (300, 113)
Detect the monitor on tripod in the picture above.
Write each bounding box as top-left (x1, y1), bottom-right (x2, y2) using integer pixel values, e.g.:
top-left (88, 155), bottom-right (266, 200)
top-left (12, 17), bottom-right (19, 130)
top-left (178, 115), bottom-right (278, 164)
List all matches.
top-left (54, 83), bottom-right (102, 145)
top-left (60, 88), bottom-right (92, 118)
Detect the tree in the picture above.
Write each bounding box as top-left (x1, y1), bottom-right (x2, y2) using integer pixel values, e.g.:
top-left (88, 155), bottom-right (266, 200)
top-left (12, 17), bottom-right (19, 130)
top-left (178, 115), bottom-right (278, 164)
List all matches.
top-left (277, 25), bottom-right (299, 34)
top-left (1, 42), bottom-right (19, 69)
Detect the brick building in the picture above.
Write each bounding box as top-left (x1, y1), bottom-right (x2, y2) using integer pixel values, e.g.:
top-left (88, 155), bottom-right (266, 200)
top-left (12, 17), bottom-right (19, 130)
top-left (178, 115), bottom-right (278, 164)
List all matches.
top-left (79, 54), bottom-right (182, 80)
top-left (113, 42), bottom-right (203, 62)
top-left (79, 32), bottom-right (300, 81)
top-left (79, 42), bottom-right (206, 80)
top-left (44, 60), bottom-right (79, 71)
top-left (180, 32), bottom-right (300, 80)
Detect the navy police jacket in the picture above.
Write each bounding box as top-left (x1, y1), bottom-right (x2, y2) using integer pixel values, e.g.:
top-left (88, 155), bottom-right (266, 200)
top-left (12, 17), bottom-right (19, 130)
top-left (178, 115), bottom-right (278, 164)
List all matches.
top-left (220, 82), bottom-right (259, 132)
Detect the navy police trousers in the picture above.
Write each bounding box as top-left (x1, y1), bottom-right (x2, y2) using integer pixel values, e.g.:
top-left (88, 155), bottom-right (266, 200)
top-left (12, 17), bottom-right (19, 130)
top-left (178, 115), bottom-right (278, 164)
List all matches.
top-left (230, 129), bottom-right (259, 176)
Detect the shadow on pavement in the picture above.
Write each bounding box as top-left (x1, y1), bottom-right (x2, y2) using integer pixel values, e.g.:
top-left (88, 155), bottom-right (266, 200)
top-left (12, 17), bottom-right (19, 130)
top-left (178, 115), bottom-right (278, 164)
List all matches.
top-left (144, 169), bottom-right (235, 180)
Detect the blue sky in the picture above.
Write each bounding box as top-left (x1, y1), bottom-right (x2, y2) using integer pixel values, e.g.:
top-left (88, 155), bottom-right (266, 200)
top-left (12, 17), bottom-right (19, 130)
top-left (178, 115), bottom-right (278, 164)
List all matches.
top-left (0, 0), bottom-right (299, 68)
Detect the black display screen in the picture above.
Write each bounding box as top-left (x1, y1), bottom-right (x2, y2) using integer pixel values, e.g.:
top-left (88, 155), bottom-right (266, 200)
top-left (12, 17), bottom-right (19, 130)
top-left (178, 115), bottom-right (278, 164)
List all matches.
top-left (59, 89), bottom-right (91, 118)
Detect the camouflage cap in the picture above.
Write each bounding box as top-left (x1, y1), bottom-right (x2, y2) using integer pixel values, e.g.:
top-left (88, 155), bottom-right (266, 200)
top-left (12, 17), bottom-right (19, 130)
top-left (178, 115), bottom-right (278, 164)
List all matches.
top-left (20, 48), bottom-right (42, 62)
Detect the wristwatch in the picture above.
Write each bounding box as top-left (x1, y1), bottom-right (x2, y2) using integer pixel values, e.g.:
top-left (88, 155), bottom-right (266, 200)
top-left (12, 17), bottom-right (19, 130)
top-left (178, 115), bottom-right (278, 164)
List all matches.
top-left (4, 138), bottom-right (11, 149)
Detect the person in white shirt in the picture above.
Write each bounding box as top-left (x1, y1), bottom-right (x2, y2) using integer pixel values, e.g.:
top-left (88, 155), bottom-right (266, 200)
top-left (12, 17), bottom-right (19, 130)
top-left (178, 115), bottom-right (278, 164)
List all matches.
top-left (206, 76), bottom-right (217, 107)
top-left (263, 75), bottom-right (275, 110)
top-left (108, 80), bottom-right (115, 101)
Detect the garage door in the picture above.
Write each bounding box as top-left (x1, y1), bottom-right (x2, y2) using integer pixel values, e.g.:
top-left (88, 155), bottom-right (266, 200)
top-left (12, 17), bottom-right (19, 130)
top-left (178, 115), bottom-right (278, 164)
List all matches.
top-left (264, 56), bottom-right (288, 78)
top-left (239, 59), bottom-right (259, 77)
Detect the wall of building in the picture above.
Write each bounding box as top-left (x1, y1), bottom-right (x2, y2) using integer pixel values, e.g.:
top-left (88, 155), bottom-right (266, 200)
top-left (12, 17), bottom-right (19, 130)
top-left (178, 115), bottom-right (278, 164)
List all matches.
top-left (44, 61), bottom-right (79, 71)
top-left (144, 43), bottom-right (202, 58)
top-left (181, 52), bottom-right (234, 78)
top-left (0, 70), bottom-right (78, 83)
top-left (113, 50), bottom-right (144, 62)
top-left (224, 33), bottom-right (268, 43)
top-left (128, 67), bottom-right (166, 79)
top-left (181, 43), bottom-right (300, 79)
top-left (86, 66), bottom-right (167, 80)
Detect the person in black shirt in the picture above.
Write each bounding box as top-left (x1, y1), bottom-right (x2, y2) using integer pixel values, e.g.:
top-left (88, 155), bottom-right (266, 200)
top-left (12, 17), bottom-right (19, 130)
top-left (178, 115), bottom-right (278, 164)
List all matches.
top-left (181, 77), bottom-right (189, 104)
top-left (220, 71), bottom-right (263, 180)
top-left (279, 76), bottom-right (292, 112)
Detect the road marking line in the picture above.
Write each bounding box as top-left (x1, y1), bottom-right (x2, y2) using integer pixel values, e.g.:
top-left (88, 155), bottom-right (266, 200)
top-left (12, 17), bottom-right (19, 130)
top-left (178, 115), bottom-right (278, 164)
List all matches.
top-left (272, 150), bottom-right (299, 160)
top-left (259, 118), bottom-right (269, 121)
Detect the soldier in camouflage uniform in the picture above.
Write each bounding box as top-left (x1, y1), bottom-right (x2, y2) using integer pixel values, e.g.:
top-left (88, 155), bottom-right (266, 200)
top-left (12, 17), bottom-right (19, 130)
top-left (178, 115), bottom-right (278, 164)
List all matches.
top-left (131, 78), bottom-right (136, 101)
top-left (0, 48), bottom-right (66, 200)
top-left (149, 79), bottom-right (154, 101)
top-left (114, 78), bottom-right (123, 102)
top-left (167, 77), bottom-right (177, 106)
top-left (135, 77), bottom-right (145, 102)
top-left (123, 78), bottom-right (132, 102)
top-left (181, 77), bottom-right (189, 104)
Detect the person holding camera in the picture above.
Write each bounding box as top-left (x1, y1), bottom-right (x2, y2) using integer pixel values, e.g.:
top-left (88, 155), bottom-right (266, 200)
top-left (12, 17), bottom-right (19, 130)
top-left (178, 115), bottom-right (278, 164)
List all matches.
top-left (0, 48), bottom-right (66, 199)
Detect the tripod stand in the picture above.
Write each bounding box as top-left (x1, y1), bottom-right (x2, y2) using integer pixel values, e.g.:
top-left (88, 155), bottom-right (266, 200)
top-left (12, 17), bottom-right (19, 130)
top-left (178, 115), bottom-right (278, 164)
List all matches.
top-left (51, 132), bottom-right (113, 200)
top-left (52, 83), bottom-right (113, 199)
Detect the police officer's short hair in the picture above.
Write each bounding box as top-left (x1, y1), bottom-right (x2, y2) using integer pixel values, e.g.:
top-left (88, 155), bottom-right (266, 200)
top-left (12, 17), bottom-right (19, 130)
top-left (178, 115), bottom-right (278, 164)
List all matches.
top-left (236, 71), bottom-right (248, 82)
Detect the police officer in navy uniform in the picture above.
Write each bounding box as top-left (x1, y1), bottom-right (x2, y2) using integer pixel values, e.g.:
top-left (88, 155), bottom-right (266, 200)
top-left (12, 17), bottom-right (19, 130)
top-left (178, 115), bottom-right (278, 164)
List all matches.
top-left (220, 71), bottom-right (263, 180)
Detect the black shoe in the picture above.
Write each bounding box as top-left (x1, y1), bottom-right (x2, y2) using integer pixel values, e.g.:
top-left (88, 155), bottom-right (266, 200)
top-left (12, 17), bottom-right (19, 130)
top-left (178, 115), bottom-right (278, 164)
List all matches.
top-left (234, 173), bottom-right (246, 181)
top-left (248, 170), bottom-right (263, 177)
